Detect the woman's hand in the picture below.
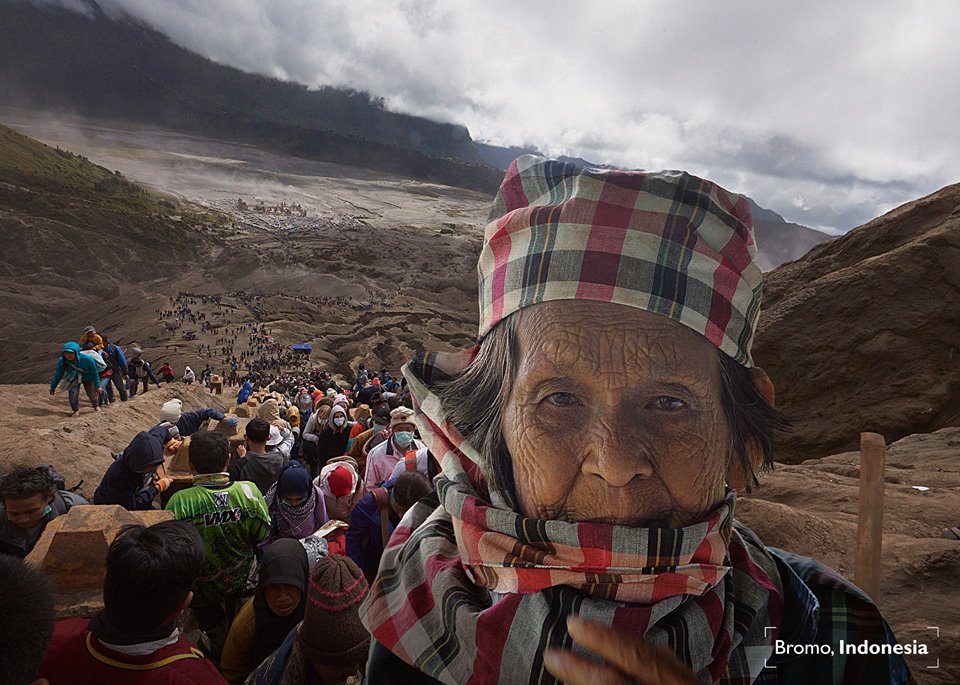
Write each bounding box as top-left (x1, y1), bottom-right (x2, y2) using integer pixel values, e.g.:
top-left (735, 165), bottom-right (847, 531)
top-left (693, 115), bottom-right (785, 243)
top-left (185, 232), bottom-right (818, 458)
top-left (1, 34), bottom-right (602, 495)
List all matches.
top-left (544, 616), bottom-right (701, 685)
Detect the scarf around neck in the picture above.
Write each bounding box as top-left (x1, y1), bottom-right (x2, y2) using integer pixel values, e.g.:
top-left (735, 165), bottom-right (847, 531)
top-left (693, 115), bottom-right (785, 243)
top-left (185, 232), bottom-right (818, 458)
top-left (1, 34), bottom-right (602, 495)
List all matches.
top-left (265, 482), bottom-right (319, 538)
top-left (360, 348), bottom-right (785, 685)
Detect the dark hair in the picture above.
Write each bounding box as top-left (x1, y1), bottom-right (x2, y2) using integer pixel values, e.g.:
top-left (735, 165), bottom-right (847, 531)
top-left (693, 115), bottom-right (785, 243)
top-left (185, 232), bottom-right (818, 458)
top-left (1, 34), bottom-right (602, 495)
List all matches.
top-left (0, 466), bottom-right (56, 503)
top-left (0, 555), bottom-right (55, 685)
top-left (246, 418), bottom-right (271, 443)
top-left (103, 521), bottom-right (205, 631)
top-left (436, 316), bottom-right (789, 505)
top-left (188, 430), bottom-right (230, 474)
top-left (372, 407), bottom-right (392, 425)
top-left (717, 349), bottom-right (791, 488)
top-left (435, 317), bottom-right (518, 505)
top-left (391, 471), bottom-right (431, 509)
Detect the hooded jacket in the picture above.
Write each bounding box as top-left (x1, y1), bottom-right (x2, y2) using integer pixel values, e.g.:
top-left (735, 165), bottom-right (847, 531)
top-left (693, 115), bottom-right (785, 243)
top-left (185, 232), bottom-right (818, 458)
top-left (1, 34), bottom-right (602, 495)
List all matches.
top-left (93, 425), bottom-right (171, 510)
top-left (235, 450), bottom-right (286, 498)
top-left (237, 381), bottom-right (254, 404)
top-left (315, 405), bottom-right (355, 466)
top-left (50, 342), bottom-right (101, 390)
top-left (257, 400), bottom-right (290, 431)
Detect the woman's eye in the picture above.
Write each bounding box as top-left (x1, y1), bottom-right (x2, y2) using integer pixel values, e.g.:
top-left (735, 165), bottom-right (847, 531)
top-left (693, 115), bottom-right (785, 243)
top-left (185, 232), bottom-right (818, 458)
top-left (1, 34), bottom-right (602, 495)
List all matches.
top-left (545, 392), bottom-right (578, 407)
top-left (649, 396), bottom-right (686, 411)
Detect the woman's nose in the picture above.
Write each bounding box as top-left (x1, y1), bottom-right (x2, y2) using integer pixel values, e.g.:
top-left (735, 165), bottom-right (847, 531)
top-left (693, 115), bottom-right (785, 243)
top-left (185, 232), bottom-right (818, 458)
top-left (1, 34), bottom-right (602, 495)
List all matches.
top-left (580, 420), bottom-right (653, 487)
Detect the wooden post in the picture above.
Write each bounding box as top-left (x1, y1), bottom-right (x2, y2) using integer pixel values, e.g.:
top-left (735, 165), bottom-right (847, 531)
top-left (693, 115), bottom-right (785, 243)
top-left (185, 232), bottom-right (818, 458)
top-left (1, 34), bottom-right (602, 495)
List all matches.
top-left (854, 432), bottom-right (886, 601)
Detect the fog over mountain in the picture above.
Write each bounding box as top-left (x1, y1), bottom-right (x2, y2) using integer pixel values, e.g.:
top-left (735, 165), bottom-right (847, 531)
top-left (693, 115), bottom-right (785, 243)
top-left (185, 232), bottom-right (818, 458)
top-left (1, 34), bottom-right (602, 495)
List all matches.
top-left (24, 0), bottom-right (960, 234)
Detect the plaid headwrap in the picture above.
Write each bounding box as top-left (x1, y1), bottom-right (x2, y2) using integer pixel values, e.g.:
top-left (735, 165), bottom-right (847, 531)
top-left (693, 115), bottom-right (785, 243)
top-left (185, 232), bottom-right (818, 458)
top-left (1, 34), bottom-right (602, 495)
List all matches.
top-left (479, 156), bottom-right (762, 366)
top-left (360, 349), bottom-right (786, 685)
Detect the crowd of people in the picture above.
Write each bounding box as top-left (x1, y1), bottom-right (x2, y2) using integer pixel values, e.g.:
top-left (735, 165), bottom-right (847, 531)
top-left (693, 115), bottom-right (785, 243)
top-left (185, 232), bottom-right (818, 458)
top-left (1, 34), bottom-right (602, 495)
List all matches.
top-left (0, 157), bottom-right (919, 684)
top-left (5, 323), bottom-right (430, 683)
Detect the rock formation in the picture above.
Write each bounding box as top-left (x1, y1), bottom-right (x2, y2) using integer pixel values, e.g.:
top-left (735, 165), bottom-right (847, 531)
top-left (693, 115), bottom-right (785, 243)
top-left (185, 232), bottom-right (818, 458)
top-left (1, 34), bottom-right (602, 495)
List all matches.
top-left (753, 183), bottom-right (960, 462)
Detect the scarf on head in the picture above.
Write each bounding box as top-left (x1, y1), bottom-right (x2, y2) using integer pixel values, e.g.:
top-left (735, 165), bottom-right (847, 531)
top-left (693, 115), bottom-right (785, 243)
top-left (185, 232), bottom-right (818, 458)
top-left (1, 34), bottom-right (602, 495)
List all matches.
top-left (252, 539), bottom-right (309, 668)
top-left (360, 348), bottom-right (785, 685)
top-left (265, 463), bottom-right (319, 539)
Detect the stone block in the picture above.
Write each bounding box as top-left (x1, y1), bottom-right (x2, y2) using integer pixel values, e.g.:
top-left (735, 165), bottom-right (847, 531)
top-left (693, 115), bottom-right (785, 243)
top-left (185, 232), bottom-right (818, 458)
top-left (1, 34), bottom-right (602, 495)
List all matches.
top-left (234, 405), bottom-right (251, 418)
top-left (166, 435), bottom-right (193, 476)
top-left (26, 505), bottom-right (173, 618)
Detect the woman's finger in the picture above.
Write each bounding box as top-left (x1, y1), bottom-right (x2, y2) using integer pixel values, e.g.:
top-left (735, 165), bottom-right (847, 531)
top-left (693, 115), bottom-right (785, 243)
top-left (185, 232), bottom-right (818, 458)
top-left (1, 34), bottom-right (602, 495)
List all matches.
top-left (566, 616), bottom-right (701, 685)
top-left (543, 648), bottom-right (632, 685)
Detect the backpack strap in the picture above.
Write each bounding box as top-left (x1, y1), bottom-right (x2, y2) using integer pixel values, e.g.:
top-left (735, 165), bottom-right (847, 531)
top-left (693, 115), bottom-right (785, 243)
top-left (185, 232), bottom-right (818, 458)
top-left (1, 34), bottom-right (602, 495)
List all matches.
top-left (404, 450), bottom-right (418, 472)
top-left (371, 486), bottom-right (392, 550)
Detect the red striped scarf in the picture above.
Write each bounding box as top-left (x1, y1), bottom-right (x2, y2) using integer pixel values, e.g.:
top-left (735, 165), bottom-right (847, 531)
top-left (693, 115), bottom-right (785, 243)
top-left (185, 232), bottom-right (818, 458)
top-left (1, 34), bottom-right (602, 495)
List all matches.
top-left (360, 350), bottom-right (785, 684)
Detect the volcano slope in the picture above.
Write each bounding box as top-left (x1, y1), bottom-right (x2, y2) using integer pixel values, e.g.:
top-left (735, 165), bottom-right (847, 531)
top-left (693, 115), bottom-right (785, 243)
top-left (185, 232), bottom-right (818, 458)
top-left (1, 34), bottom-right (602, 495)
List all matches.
top-left (0, 115), bottom-right (490, 384)
top-left (753, 183), bottom-right (960, 463)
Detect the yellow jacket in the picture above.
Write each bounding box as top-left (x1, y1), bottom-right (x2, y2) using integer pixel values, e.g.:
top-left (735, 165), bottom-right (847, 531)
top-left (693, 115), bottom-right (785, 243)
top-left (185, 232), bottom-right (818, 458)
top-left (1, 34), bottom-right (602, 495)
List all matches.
top-left (79, 332), bottom-right (104, 350)
top-left (219, 597), bottom-right (257, 685)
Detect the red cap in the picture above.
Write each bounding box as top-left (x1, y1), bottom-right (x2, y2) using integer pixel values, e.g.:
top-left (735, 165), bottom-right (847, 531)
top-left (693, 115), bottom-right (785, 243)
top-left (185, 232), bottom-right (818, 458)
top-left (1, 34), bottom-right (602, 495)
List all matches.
top-left (326, 465), bottom-right (354, 497)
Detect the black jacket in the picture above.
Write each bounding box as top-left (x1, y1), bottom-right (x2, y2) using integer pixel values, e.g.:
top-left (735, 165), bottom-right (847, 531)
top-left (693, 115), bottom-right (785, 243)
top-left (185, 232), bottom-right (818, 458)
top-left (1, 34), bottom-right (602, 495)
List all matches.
top-left (93, 425), bottom-right (171, 510)
top-left (177, 408), bottom-right (225, 437)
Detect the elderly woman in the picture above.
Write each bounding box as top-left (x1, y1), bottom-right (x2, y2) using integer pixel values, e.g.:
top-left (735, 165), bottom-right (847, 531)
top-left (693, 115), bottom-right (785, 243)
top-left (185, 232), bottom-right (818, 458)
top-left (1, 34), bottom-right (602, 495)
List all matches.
top-left (360, 158), bottom-right (911, 685)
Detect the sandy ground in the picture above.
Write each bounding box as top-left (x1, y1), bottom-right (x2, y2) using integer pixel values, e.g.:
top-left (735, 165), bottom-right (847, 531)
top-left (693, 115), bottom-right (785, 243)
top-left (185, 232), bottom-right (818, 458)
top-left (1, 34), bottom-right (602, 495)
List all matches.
top-left (739, 429), bottom-right (960, 682)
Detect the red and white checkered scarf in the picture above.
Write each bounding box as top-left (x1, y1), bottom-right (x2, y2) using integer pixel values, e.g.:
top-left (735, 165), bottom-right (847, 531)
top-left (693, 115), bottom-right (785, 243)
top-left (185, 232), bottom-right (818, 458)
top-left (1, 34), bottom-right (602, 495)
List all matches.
top-left (360, 349), bottom-right (785, 685)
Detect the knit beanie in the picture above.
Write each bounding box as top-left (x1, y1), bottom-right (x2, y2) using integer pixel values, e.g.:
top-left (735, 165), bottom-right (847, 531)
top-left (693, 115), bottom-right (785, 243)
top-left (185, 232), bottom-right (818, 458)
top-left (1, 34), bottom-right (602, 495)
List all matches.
top-left (390, 406), bottom-right (415, 429)
top-left (298, 555), bottom-right (370, 666)
top-left (159, 399), bottom-right (182, 424)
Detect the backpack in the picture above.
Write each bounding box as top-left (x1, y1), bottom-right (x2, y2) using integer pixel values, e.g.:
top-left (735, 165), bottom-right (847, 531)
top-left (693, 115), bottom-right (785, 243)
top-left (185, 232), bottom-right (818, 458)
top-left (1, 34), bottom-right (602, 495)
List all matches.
top-left (370, 486), bottom-right (392, 550)
top-left (35, 464), bottom-right (83, 492)
top-left (403, 450), bottom-right (418, 472)
top-left (80, 349), bottom-right (107, 373)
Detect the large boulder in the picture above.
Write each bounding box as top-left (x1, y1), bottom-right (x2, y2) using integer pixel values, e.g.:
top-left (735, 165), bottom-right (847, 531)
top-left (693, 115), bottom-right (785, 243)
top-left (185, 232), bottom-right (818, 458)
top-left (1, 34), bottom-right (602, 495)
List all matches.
top-left (26, 505), bottom-right (173, 618)
top-left (753, 183), bottom-right (960, 462)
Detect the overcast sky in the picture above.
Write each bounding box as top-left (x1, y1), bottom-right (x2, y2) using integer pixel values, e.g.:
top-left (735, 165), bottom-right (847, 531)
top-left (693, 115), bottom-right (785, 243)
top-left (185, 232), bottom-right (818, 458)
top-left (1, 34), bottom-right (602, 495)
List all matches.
top-left (56, 0), bottom-right (960, 233)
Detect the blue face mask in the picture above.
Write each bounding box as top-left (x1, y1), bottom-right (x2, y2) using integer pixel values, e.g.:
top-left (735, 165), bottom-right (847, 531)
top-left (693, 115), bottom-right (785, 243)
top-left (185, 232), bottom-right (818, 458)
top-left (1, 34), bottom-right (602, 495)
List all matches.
top-left (394, 431), bottom-right (414, 448)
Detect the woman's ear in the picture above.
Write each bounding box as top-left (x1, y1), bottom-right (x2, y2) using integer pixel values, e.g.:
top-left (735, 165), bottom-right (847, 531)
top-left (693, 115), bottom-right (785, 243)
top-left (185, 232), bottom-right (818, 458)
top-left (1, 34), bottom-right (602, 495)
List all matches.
top-left (726, 442), bottom-right (763, 492)
top-left (750, 367), bottom-right (776, 406)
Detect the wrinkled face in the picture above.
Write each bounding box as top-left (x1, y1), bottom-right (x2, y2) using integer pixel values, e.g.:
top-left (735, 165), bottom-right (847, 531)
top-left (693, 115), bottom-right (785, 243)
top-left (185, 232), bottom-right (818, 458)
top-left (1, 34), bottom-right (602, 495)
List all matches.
top-left (264, 584), bottom-right (302, 617)
top-left (3, 494), bottom-right (52, 529)
top-left (501, 301), bottom-right (732, 528)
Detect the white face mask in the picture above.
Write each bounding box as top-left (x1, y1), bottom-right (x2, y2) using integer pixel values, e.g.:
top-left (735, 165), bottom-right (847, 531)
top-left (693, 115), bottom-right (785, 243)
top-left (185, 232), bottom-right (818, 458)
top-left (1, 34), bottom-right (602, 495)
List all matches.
top-left (333, 416), bottom-right (346, 427)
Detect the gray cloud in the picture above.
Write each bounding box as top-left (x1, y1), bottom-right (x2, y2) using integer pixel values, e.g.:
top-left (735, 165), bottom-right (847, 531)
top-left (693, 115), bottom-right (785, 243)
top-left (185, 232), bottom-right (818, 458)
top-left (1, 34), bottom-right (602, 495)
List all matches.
top-left (42, 0), bottom-right (960, 232)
